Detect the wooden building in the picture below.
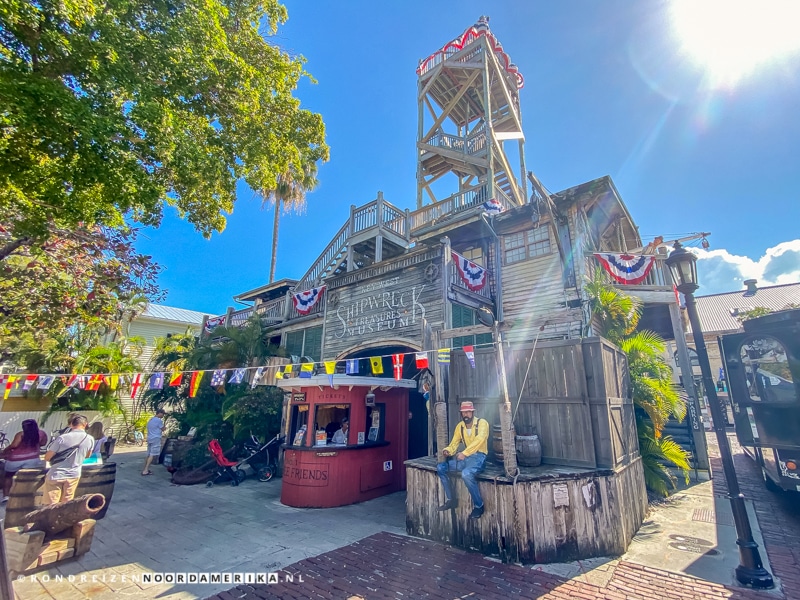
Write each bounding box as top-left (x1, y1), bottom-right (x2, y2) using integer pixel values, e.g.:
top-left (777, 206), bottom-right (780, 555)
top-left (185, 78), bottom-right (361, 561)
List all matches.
top-left (208, 16), bottom-right (697, 562)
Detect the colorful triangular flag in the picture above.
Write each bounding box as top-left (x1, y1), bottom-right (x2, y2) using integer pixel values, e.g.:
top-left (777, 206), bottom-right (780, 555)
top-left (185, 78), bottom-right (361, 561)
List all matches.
top-left (104, 374), bottom-right (119, 390)
top-left (463, 345), bottom-right (476, 368)
top-left (299, 362), bottom-right (314, 379)
top-left (169, 371), bottom-right (183, 387)
top-left (130, 373), bottom-right (143, 398)
top-left (229, 368), bottom-right (246, 385)
top-left (415, 352), bottom-right (429, 370)
top-left (210, 369), bottom-right (227, 387)
top-left (437, 348), bottom-right (451, 364)
top-left (392, 354), bottom-right (404, 381)
top-left (324, 361), bottom-right (336, 387)
top-left (149, 372), bottom-right (165, 390)
top-left (189, 371), bottom-right (204, 398)
top-left (37, 375), bottom-right (55, 390)
top-left (251, 367), bottom-right (265, 388)
top-left (3, 375), bottom-right (18, 399)
top-left (86, 374), bottom-right (104, 391)
top-left (346, 359), bottom-right (359, 375)
top-left (22, 374), bottom-right (38, 391)
top-left (370, 357), bottom-right (384, 375)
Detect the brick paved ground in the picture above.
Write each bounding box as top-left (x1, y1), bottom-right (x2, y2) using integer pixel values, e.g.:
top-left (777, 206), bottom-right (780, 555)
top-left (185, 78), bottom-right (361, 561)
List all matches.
top-left (708, 435), bottom-right (800, 600)
top-left (207, 432), bottom-right (800, 600)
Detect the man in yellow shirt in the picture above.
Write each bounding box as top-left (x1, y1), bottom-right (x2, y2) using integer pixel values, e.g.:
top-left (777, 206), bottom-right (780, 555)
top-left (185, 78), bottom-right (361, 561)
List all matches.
top-left (436, 401), bottom-right (489, 518)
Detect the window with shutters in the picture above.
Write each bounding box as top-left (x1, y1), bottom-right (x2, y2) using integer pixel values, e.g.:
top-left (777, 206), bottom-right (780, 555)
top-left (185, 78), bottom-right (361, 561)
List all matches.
top-left (451, 304), bottom-right (493, 349)
top-left (283, 326), bottom-right (323, 361)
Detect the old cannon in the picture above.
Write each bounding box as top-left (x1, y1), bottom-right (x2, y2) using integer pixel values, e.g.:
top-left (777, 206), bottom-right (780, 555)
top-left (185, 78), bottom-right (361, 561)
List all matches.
top-left (4, 494), bottom-right (106, 575)
top-left (23, 493), bottom-right (106, 537)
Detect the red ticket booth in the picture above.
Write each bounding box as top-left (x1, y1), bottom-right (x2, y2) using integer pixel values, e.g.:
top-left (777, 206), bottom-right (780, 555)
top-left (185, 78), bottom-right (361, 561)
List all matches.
top-left (277, 375), bottom-right (415, 508)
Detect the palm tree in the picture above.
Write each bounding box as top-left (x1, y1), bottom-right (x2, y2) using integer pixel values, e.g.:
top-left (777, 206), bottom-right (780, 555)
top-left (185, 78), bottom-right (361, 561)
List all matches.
top-left (261, 159), bottom-right (320, 283)
top-left (586, 269), bottom-right (691, 495)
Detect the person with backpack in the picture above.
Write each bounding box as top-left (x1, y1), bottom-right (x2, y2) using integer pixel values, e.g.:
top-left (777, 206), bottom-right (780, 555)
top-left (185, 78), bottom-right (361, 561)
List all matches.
top-left (436, 401), bottom-right (489, 519)
top-left (42, 414), bottom-right (95, 504)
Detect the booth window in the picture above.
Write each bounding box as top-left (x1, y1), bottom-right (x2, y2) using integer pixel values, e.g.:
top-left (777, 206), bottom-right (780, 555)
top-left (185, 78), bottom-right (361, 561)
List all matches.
top-left (365, 404), bottom-right (386, 443)
top-left (289, 404), bottom-right (310, 446)
top-left (314, 404), bottom-right (350, 444)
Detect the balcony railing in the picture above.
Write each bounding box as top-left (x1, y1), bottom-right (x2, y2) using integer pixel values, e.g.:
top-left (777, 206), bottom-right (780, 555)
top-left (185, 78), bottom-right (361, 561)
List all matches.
top-left (409, 183), bottom-right (514, 232)
top-left (295, 197), bottom-right (409, 292)
top-left (426, 127), bottom-right (487, 156)
top-left (448, 259), bottom-right (493, 302)
top-left (586, 254), bottom-right (672, 289)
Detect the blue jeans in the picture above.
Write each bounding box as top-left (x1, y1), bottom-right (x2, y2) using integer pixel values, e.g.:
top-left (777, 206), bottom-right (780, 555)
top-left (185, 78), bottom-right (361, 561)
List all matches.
top-left (437, 453), bottom-right (486, 508)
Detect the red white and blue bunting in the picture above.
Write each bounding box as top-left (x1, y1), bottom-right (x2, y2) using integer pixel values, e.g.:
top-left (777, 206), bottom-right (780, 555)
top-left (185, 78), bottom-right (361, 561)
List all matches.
top-left (593, 253), bottom-right (656, 285)
top-left (452, 251), bottom-right (488, 292)
top-left (292, 285), bottom-right (326, 315)
top-left (204, 316), bottom-right (225, 333)
top-left (482, 198), bottom-right (504, 215)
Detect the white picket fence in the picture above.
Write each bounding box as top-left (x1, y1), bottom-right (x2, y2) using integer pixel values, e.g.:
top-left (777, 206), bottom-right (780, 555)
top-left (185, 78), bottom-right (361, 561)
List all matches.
top-left (0, 411), bottom-right (110, 441)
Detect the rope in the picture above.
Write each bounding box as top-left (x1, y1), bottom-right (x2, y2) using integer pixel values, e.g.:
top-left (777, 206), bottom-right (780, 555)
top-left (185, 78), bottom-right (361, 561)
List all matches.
top-left (512, 328), bottom-right (543, 424)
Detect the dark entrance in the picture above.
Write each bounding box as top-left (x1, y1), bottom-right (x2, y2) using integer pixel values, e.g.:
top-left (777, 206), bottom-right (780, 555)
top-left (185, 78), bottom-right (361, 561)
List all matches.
top-left (344, 345), bottom-right (429, 460)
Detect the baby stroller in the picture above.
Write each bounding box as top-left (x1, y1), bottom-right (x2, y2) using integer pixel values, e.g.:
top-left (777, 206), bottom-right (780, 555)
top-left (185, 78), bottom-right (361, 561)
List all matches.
top-left (206, 439), bottom-right (246, 487)
top-left (239, 432), bottom-right (285, 482)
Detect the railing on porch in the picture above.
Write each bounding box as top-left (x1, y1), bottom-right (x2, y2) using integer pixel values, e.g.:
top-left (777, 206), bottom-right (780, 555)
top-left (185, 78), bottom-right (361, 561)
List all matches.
top-left (409, 183), bottom-right (514, 232)
top-left (256, 296), bottom-right (288, 323)
top-left (587, 254), bottom-right (672, 288)
top-left (448, 259), bottom-right (493, 302)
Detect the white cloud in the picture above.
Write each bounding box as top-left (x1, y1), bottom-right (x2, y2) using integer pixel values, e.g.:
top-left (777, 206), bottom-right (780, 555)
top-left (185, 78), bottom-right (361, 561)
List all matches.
top-left (693, 240), bottom-right (800, 295)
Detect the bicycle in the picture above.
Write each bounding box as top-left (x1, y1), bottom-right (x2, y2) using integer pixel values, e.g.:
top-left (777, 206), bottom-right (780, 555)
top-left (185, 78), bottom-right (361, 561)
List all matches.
top-left (0, 431), bottom-right (9, 450)
top-left (115, 425), bottom-right (145, 446)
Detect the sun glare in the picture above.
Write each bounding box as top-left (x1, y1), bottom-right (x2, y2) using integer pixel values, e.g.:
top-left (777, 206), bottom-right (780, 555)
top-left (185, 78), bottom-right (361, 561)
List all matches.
top-left (670, 0), bottom-right (800, 87)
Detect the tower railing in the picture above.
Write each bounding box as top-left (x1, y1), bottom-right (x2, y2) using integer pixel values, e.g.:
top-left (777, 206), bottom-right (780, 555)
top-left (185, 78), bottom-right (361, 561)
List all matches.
top-left (409, 183), bottom-right (515, 232)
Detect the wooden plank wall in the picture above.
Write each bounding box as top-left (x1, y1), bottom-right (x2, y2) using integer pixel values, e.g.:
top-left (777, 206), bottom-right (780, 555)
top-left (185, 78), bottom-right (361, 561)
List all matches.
top-left (406, 457), bottom-right (647, 564)
top-left (448, 338), bottom-right (635, 469)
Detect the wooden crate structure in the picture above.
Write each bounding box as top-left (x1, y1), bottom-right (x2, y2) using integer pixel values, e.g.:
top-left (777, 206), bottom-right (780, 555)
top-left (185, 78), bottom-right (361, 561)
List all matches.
top-left (410, 336), bottom-right (646, 564)
top-left (4, 519), bottom-right (96, 576)
top-left (448, 337), bottom-right (636, 469)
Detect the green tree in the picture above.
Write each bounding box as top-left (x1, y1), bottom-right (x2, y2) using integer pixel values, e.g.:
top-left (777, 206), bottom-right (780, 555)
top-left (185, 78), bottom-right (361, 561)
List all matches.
top-left (0, 0), bottom-right (329, 258)
top-left (586, 269), bottom-right (691, 496)
top-left (0, 222), bottom-right (161, 361)
top-left (143, 315), bottom-right (284, 467)
top-left (261, 158), bottom-right (320, 283)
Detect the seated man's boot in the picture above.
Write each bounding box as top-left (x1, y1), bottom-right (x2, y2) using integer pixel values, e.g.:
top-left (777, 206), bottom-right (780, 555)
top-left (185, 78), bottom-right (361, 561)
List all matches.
top-left (469, 504), bottom-right (485, 519)
top-left (437, 499), bottom-right (458, 511)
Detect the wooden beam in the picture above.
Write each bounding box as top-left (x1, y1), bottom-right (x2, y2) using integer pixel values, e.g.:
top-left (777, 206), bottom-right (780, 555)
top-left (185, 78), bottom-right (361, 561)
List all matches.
top-left (486, 50), bottom-right (523, 134)
top-left (423, 70), bottom-right (481, 142)
top-left (424, 96), bottom-right (438, 121)
top-left (491, 134), bottom-right (524, 205)
top-left (440, 324), bottom-right (493, 340)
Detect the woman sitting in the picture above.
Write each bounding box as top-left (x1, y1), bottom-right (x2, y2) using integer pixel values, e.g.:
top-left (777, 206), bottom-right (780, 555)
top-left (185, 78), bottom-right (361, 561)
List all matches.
top-left (86, 422), bottom-right (108, 464)
top-left (1, 419), bottom-right (48, 502)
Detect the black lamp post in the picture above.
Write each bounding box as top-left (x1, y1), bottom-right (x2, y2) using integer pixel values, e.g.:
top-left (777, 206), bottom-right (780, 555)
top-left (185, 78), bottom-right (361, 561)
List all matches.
top-left (666, 242), bottom-right (773, 589)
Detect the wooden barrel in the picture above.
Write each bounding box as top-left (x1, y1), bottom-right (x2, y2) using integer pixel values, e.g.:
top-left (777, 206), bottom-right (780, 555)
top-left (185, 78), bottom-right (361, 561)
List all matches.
top-left (76, 462), bottom-right (116, 519)
top-left (516, 434), bottom-right (542, 467)
top-left (5, 469), bottom-right (47, 528)
top-left (491, 425), bottom-right (503, 463)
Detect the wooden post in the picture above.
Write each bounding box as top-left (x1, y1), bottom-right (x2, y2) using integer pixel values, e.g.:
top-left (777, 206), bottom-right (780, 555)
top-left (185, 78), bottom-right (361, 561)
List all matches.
top-left (495, 325), bottom-right (518, 477)
top-left (404, 208), bottom-right (411, 242)
top-left (0, 519), bottom-right (17, 599)
top-left (432, 329), bottom-right (450, 462)
top-left (223, 306), bottom-right (234, 328)
top-left (347, 204), bottom-right (356, 272)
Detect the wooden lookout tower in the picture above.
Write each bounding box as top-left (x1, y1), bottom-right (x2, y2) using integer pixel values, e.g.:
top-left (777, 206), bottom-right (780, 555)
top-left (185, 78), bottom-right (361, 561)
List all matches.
top-left (415, 16), bottom-right (528, 239)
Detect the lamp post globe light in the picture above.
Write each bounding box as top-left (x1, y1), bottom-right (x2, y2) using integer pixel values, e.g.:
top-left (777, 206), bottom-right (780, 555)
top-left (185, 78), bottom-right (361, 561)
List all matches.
top-left (666, 242), bottom-right (773, 589)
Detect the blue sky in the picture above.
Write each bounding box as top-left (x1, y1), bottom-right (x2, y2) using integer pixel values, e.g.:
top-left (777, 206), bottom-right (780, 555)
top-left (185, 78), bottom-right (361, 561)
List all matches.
top-left (135, 1), bottom-right (800, 315)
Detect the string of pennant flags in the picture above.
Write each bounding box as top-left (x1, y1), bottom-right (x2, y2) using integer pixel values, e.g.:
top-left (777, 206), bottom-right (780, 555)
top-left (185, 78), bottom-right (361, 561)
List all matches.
top-left (0, 343), bottom-right (490, 400)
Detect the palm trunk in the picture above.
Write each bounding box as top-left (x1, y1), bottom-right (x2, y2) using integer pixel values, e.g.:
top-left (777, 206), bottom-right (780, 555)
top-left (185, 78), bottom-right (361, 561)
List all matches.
top-left (269, 199), bottom-right (281, 283)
